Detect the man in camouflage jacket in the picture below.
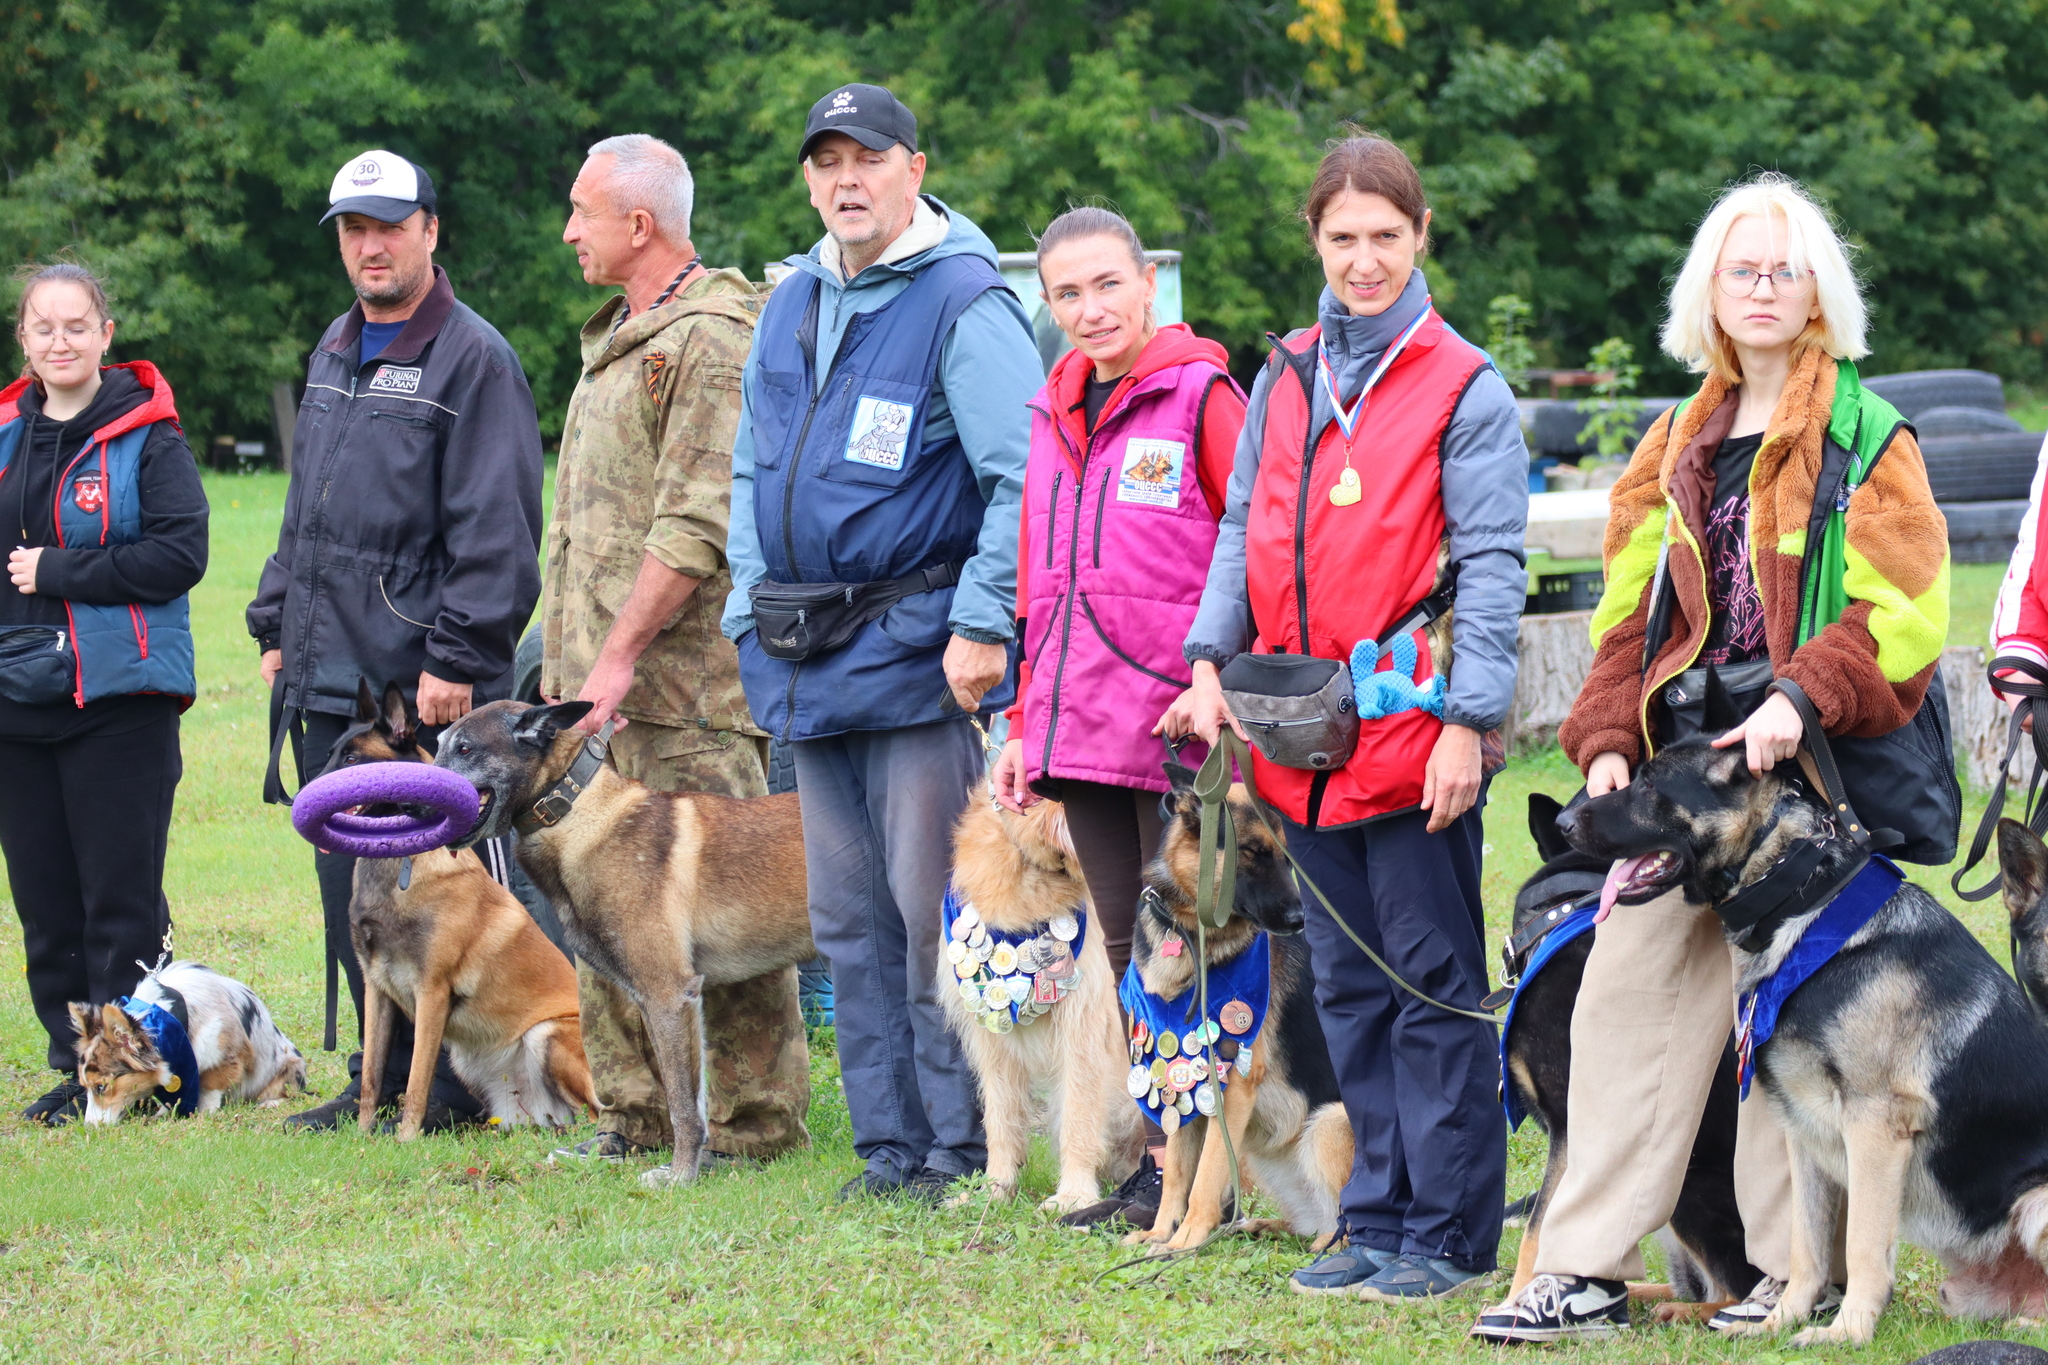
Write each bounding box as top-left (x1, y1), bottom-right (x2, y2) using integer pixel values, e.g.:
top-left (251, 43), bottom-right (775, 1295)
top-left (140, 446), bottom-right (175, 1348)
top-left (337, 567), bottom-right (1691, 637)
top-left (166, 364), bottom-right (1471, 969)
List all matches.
top-left (543, 134), bottom-right (807, 1164)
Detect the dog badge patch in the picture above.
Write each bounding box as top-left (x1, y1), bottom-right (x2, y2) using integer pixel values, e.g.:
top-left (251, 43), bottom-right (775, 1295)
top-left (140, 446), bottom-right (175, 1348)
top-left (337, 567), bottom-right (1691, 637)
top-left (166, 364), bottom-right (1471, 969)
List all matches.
top-left (368, 365), bottom-right (422, 395)
top-left (843, 396), bottom-right (914, 471)
top-left (71, 471), bottom-right (104, 515)
top-left (1117, 439), bottom-right (1185, 507)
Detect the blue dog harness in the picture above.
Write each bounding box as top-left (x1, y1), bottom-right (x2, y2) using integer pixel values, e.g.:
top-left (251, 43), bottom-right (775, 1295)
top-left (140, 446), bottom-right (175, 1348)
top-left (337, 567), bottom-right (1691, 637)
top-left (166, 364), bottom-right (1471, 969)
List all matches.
top-left (1735, 854), bottom-right (1904, 1098)
top-left (114, 990), bottom-right (201, 1116)
top-left (941, 885), bottom-right (1086, 1032)
top-left (1119, 932), bottom-right (1270, 1132)
top-left (1499, 902), bottom-right (1599, 1130)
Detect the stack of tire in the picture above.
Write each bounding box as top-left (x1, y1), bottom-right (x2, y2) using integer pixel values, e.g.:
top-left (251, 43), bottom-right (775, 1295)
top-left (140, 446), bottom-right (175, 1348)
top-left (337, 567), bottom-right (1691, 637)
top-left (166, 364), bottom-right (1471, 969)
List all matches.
top-left (1862, 369), bottom-right (2045, 565)
top-left (1528, 397), bottom-right (1682, 465)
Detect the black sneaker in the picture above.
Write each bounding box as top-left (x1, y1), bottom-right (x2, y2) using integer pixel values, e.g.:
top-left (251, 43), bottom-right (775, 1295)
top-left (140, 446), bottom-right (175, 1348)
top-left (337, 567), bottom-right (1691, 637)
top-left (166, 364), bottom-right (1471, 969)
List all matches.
top-left (23, 1076), bottom-right (86, 1127)
top-left (1059, 1154), bottom-right (1164, 1229)
top-left (903, 1167), bottom-right (971, 1205)
top-left (373, 1093), bottom-right (485, 1135)
top-left (551, 1131), bottom-right (660, 1163)
top-left (837, 1169), bottom-right (911, 1201)
top-left (1470, 1273), bottom-right (1630, 1342)
top-left (283, 1075), bottom-right (369, 1132)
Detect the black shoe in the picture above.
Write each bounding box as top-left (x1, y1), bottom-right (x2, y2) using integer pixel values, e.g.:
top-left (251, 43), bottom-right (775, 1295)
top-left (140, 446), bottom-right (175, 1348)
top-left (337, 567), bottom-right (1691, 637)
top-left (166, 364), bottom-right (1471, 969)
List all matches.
top-left (838, 1169), bottom-right (912, 1201)
top-left (1470, 1273), bottom-right (1630, 1342)
top-left (903, 1167), bottom-right (970, 1205)
top-left (283, 1075), bottom-right (367, 1132)
top-left (373, 1093), bottom-right (485, 1135)
top-left (23, 1076), bottom-right (86, 1127)
top-left (1059, 1154), bottom-right (1164, 1229)
top-left (549, 1132), bottom-right (659, 1164)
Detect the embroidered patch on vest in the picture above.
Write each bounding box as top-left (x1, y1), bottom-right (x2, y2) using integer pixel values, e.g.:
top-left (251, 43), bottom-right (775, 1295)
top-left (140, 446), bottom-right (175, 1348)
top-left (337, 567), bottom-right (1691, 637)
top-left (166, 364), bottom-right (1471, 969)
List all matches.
top-left (1117, 439), bottom-right (1185, 507)
top-left (368, 365), bottom-right (422, 395)
top-left (642, 350), bottom-right (670, 404)
top-left (844, 396), bottom-right (914, 470)
top-left (71, 471), bottom-right (104, 515)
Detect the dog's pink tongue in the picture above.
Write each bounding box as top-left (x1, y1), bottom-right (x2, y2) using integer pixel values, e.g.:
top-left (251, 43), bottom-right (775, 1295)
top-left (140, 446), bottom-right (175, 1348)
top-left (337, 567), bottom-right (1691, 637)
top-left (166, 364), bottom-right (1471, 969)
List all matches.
top-left (1597, 855), bottom-right (1652, 924)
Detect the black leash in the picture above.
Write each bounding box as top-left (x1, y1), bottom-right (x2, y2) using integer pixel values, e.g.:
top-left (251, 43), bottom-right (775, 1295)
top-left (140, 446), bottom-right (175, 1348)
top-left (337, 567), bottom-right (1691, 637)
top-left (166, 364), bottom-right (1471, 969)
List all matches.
top-left (1952, 655), bottom-right (2048, 902)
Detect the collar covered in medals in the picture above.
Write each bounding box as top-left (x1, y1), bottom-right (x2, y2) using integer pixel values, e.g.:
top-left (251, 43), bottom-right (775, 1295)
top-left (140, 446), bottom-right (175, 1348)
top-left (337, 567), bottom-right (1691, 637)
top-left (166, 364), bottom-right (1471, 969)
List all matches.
top-left (1117, 933), bottom-right (1270, 1136)
top-left (942, 885), bottom-right (1086, 1034)
top-left (513, 721), bottom-right (615, 837)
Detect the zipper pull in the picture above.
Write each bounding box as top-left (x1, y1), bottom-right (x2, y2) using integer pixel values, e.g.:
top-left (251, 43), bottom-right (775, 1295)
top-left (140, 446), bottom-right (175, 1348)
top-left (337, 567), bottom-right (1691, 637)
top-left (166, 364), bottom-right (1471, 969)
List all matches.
top-left (1835, 482), bottom-right (1853, 513)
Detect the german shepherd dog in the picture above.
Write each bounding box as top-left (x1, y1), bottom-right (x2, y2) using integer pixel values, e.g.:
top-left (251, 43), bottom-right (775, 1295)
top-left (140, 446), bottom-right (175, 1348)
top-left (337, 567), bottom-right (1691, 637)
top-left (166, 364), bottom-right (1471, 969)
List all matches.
top-left (435, 699), bottom-right (815, 1188)
top-left (329, 682), bottom-right (595, 1140)
top-left (1505, 793), bottom-right (1759, 1311)
top-left (71, 962), bottom-right (306, 1123)
top-left (1563, 734), bottom-right (2048, 1345)
top-left (1122, 762), bottom-right (1351, 1254)
top-left (941, 788), bottom-right (1142, 1212)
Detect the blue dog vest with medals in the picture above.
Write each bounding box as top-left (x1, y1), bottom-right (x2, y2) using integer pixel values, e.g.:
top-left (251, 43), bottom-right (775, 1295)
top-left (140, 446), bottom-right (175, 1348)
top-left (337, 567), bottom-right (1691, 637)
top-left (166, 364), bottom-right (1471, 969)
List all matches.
top-left (1736, 855), bottom-right (1903, 1098)
top-left (1119, 933), bottom-right (1270, 1131)
top-left (115, 994), bottom-right (201, 1116)
top-left (941, 886), bottom-right (1086, 1033)
top-left (1499, 902), bottom-right (1599, 1130)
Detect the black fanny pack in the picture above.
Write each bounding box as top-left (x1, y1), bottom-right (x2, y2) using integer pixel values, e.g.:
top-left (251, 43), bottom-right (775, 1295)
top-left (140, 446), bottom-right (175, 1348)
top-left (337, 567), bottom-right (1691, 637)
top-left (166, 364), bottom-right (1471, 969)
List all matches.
top-left (0, 625), bottom-right (74, 705)
top-left (752, 562), bottom-right (962, 663)
top-left (1660, 657), bottom-right (1775, 742)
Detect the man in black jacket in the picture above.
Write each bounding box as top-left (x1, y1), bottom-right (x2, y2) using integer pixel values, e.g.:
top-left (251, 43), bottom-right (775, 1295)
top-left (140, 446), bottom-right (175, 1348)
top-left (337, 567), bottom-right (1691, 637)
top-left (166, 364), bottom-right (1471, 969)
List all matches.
top-left (247, 149), bottom-right (544, 1130)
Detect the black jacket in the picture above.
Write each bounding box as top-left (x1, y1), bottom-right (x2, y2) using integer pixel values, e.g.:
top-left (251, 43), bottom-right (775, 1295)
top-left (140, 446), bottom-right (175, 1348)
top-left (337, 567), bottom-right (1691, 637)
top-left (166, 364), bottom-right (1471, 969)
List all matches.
top-left (247, 267), bottom-right (544, 715)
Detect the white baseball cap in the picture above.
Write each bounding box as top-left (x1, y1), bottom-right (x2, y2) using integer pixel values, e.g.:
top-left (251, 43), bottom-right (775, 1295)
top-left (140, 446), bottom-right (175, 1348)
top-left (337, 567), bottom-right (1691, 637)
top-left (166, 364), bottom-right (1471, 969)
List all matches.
top-left (321, 150), bottom-right (438, 224)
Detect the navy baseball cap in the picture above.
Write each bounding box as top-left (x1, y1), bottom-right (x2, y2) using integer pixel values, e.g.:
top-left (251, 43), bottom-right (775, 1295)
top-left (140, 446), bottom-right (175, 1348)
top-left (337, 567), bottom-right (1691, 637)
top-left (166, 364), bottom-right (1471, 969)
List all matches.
top-left (799, 84), bottom-right (918, 163)
top-left (321, 150), bottom-right (438, 224)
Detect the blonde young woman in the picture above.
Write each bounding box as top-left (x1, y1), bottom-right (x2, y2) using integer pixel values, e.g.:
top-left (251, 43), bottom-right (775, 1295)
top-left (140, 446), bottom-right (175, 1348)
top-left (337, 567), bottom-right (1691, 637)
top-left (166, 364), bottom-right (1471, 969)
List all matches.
top-left (1472, 175), bottom-right (1951, 1342)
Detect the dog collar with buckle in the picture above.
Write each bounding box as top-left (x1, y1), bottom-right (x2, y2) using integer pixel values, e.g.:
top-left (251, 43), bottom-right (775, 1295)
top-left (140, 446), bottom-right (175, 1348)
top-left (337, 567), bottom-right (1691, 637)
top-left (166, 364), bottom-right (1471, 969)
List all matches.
top-left (513, 720), bottom-right (615, 836)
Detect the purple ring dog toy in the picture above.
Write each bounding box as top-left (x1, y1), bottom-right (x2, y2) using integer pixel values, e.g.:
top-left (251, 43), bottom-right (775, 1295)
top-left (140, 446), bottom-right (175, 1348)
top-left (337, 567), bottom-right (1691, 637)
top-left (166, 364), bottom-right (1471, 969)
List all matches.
top-left (290, 762), bottom-right (482, 858)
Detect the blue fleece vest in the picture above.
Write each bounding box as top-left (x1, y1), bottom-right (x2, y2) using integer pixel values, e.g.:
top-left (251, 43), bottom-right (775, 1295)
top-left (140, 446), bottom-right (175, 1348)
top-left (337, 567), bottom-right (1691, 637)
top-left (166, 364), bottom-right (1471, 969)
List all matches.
top-left (739, 254), bottom-right (1016, 740)
top-left (0, 417), bottom-right (196, 705)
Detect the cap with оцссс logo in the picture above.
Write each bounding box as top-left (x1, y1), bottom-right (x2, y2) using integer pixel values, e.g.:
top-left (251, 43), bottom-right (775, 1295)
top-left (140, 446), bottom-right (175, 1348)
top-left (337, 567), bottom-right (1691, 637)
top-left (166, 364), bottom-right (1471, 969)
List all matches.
top-left (799, 84), bottom-right (918, 164)
top-left (321, 150), bottom-right (439, 225)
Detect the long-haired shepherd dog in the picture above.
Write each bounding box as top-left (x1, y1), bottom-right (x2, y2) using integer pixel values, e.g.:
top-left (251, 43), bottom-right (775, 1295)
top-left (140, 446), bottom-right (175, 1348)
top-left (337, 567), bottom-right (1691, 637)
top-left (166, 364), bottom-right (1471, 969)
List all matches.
top-left (1122, 761), bottom-right (1351, 1254)
top-left (941, 788), bottom-right (1142, 1212)
top-left (1503, 793), bottom-right (1758, 1314)
top-left (71, 961), bottom-right (306, 1123)
top-left (332, 682), bottom-right (595, 1139)
top-left (1564, 729), bottom-right (2048, 1345)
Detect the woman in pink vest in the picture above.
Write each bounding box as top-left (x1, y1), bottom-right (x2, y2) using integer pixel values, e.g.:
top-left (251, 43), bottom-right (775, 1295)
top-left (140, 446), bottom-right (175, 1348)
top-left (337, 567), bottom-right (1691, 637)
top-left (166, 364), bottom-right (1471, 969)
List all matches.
top-left (991, 206), bottom-right (1245, 1228)
top-left (1163, 137), bottom-right (1529, 1301)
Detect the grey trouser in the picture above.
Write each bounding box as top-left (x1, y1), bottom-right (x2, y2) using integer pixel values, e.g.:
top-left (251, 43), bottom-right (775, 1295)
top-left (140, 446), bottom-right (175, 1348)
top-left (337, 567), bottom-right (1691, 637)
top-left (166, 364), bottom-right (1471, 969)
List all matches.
top-left (791, 718), bottom-right (986, 1178)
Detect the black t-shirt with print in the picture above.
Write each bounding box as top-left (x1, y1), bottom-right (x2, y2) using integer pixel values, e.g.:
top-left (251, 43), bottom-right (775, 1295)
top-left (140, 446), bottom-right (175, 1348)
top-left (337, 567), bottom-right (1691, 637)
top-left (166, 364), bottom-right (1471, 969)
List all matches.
top-left (1702, 431), bottom-right (1768, 666)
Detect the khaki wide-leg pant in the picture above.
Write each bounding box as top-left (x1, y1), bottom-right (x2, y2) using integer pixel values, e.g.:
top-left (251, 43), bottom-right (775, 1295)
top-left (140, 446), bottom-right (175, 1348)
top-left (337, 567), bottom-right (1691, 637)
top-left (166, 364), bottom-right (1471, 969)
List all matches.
top-left (1532, 886), bottom-right (1797, 1283)
top-left (576, 723), bottom-right (810, 1159)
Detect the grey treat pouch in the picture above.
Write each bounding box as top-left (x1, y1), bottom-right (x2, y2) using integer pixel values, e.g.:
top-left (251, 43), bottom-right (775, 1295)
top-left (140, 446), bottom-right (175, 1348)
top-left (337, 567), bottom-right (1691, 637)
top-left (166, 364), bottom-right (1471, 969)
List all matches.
top-left (1218, 653), bottom-right (1358, 771)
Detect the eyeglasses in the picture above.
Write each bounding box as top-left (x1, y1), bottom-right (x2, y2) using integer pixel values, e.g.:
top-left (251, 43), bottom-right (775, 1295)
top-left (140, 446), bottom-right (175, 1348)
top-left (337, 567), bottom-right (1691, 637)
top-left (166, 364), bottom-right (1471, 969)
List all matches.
top-left (1715, 265), bottom-right (1814, 299)
top-left (20, 321), bottom-right (101, 349)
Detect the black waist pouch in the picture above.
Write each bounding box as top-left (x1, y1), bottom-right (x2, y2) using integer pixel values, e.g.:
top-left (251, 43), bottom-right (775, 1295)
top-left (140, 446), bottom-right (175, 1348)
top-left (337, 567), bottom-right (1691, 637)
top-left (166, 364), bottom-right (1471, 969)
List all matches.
top-left (1659, 658), bottom-right (1776, 742)
top-left (752, 562), bottom-right (962, 663)
top-left (0, 625), bottom-right (74, 705)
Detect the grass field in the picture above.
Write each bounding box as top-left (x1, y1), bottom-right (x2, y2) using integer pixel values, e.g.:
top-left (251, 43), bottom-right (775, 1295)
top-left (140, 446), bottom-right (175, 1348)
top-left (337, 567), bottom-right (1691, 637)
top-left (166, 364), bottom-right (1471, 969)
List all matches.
top-left (1, 469), bottom-right (2043, 1363)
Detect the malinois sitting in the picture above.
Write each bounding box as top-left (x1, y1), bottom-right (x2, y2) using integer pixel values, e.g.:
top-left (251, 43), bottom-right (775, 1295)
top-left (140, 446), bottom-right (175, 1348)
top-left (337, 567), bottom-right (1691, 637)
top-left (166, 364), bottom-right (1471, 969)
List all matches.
top-left (1122, 761), bottom-right (1351, 1254)
top-left (1503, 793), bottom-right (1758, 1313)
top-left (331, 682), bottom-right (594, 1140)
top-left (436, 699), bottom-right (814, 1188)
top-left (942, 787), bottom-right (1142, 1212)
top-left (1565, 730), bottom-right (2048, 1345)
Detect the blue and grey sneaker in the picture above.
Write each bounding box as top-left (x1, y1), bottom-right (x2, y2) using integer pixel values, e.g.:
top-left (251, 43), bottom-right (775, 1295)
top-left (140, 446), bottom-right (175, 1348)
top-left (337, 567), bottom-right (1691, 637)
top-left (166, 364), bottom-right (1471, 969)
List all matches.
top-left (1469, 1273), bottom-right (1630, 1342)
top-left (1356, 1253), bottom-right (1491, 1302)
top-left (1290, 1244), bottom-right (1398, 1296)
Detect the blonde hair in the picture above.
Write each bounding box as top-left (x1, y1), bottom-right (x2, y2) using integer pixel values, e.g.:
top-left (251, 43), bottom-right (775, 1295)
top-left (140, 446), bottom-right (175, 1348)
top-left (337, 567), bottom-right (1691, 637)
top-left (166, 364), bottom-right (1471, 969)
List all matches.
top-left (1660, 173), bottom-right (1866, 384)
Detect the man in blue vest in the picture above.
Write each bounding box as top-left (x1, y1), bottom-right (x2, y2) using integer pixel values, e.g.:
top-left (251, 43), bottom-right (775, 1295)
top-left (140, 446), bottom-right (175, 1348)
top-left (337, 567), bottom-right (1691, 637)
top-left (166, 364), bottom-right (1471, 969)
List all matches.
top-left (722, 83), bottom-right (1040, 1201)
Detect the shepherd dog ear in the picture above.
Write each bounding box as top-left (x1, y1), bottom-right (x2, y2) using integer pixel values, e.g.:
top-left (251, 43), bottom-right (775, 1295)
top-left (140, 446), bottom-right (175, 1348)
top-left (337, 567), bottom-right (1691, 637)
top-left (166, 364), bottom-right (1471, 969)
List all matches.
top-left (69, 1001), bottom-right (98, 1040)
top-left (354, 678), bottom-right (380, 724)
top-left (381, 682), bottom-right (415, 749)
top-left (1702, 664), bottom-right (1743, 736)
top-left (512, 701), bottom-right (595, 749)
top-left (1527, 793), bottom-right (1572, 862)
top-left (100, 1002), bottom-right (135, 1043)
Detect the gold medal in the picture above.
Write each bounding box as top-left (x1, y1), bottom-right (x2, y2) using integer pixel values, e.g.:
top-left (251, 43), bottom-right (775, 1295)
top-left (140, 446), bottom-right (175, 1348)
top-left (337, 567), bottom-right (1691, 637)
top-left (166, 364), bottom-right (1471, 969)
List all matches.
top-left (1328, 465), bottom-right (1362, 506)
top-left (1157, 1030), bottom-right (1179, 1060)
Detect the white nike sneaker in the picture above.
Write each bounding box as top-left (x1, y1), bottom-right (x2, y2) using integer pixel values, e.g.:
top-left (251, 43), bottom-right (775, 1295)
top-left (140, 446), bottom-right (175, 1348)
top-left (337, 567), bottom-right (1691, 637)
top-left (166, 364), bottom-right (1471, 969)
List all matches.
top-left (1470, 1273), bottom-right (1631, 1342)
top-left (1707, 1275), bottom-right (1844, 1332)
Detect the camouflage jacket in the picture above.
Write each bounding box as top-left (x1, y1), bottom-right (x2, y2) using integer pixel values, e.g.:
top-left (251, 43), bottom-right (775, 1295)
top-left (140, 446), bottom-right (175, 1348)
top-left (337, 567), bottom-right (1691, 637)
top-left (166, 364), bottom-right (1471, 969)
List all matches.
top-left (541, 267), bottom-right (767, 734)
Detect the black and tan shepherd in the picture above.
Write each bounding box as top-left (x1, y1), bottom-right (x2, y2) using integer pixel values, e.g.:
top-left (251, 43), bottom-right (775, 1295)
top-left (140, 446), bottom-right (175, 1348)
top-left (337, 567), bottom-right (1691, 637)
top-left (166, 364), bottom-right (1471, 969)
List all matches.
top-left (1564, 731), bottom-right (2048, 1345)
top-left (329, 682), bottom-right (595, 1140)
top-left (1503, 793), bottom-right (1758, 1315)
top-left (436, 699), bottom-right (814, 1188)
top-left (1122, 762), bottom-right (1351, 1255)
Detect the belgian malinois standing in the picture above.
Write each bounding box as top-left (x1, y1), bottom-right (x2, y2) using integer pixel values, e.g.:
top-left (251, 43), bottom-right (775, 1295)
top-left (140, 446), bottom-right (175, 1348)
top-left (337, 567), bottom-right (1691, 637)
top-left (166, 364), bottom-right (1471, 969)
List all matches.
top-left (330, 683), bottom-right (594, 1140)
top-left (436, 699), bottom-right (815, 1188)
